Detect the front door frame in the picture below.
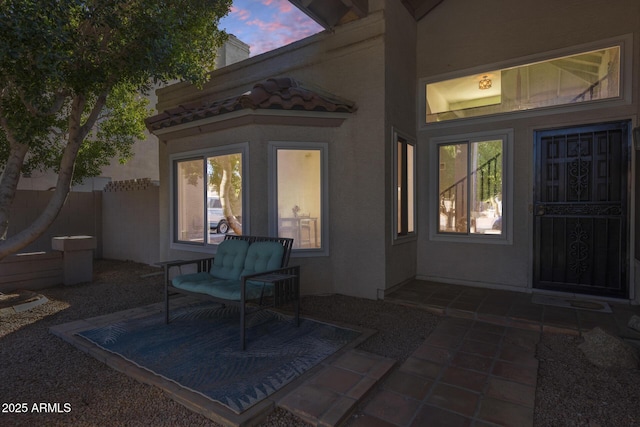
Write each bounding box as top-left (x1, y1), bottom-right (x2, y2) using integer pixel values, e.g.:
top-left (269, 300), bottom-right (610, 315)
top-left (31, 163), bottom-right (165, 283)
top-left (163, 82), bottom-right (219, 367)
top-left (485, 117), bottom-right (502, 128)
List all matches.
top-left (532, 120), bottom-right (632, 298)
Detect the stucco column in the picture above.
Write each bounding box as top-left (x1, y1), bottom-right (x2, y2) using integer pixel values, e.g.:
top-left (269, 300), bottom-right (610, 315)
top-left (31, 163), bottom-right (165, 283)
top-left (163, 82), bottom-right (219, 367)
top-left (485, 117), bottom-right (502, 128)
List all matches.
top-left (52, 236), bottom-right (96, 285)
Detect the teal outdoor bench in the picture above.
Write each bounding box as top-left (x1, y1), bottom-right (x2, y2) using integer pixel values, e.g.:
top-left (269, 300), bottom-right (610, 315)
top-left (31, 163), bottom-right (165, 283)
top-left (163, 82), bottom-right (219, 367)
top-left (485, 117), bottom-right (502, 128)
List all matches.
top-left (160, 235), bottom-right (299, 350)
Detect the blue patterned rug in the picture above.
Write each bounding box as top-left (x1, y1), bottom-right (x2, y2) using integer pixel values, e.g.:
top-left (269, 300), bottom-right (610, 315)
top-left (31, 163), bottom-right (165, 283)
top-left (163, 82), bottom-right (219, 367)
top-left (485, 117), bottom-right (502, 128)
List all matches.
top-left (77, 302), bottom-right (360, 413)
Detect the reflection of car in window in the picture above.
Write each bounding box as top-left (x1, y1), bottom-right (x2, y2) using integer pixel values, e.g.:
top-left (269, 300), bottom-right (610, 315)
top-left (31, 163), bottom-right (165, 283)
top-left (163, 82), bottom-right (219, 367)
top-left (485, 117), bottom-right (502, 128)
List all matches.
top-left (208, 197), bottom-right (229, 234)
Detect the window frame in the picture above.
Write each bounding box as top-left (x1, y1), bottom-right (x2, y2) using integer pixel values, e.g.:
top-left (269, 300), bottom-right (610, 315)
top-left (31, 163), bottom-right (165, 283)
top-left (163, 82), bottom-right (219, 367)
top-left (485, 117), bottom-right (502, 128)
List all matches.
top-left (419, 35), bottom-right (633, 129)
top-left (430, 129), bottom-right (513, 245)
top-left (268, 141), bottom-right (329, 257)
top-left (170, 142), bottom-right (249, 253)
top-left (392, 128), bottom-right (417, 243)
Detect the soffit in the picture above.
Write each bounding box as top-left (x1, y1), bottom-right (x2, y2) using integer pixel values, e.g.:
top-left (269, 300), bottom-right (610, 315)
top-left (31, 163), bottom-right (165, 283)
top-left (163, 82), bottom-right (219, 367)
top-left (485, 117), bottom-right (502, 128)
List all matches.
top-left (401, 0), bottom-right (445, 21)
top-left (145, 77), bottom-right (356, 133)
top-left (288, 0), bottom-right (368, 29)
top-left (288, 0), bottom-right (444, 29)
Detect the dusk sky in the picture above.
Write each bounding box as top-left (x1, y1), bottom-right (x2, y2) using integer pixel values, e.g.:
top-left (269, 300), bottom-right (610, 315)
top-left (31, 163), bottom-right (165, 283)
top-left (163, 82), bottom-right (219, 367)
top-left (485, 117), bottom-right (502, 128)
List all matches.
top-left (219, 0), bottom-right (324, 56)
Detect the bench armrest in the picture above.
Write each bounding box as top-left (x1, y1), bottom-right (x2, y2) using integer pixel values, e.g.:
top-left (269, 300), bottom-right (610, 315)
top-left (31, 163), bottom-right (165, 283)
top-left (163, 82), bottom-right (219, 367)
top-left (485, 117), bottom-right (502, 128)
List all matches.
top-left (241, 265), bottom-right (300, 281)
top-left (158, 257), bottom-right (216, 286)
top-left (241, 265), bottom-right (300, 307)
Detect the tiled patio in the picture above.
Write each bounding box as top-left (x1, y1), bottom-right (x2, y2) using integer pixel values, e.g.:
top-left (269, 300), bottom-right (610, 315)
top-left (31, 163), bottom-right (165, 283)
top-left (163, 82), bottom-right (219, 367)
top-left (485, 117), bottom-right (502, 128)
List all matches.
top-left (351, 279), bottom-right (640, 427)
top-left (49, 281), bottom-right (640, 427)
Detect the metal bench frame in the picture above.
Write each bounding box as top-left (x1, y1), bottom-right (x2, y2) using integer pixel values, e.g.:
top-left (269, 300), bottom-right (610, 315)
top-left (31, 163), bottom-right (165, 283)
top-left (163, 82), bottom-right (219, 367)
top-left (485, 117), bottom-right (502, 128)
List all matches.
top-left (160, 235), bottom-right (299, 349)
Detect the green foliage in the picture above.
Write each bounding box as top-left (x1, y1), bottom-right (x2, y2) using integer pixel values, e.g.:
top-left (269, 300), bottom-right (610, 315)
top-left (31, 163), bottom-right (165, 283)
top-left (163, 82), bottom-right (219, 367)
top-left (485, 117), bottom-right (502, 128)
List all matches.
top-left (208, 154), bottom-right (242, 196)
top-left (0, 0), bottom-right (231, 183)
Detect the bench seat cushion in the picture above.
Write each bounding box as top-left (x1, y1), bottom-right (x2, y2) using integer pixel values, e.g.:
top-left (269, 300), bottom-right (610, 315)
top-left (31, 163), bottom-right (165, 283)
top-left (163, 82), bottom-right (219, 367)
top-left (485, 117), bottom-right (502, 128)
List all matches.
top-left (209, 239), bottom-right (250, 280)
top-left (171, 272), bottom-right (215, 288)
top-left (173, 276), bottom-right (273, 301)
top-left (241, 241), bottom-right (285, 276)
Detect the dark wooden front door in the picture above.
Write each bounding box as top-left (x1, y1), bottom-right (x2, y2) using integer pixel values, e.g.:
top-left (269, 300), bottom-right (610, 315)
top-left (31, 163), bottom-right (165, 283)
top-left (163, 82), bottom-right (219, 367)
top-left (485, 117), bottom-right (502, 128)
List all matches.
top-left (533, 121), bottom-right (630, 297)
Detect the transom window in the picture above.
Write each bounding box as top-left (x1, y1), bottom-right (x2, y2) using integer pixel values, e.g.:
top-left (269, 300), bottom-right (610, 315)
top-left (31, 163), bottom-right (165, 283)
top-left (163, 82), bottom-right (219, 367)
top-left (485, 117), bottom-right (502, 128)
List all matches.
top-left (426, 45), bottom-right (621, 123)
top-left (432, 130), bottom-right (512, 243)
top-left (172, 145), bottom-right (246, 247)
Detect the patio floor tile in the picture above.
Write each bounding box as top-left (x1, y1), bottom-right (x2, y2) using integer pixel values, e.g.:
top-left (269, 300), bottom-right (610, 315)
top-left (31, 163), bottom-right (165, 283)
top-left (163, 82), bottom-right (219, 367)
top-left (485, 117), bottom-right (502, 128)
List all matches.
top-left (451, 352), bottom-right (494, 373)
top-left (362, 389), bottom-right (421, 426)
top-left (425, 331), bottom-right (465, 349)
top-left (458, 339), bottom-right (500, 358)
top-left (411, 343), bottom-right (455, 364)
top-left (542, 306), bottom-right (580, 329)
top-left (309, 366), bottom-right (362, 394)
top-left (349, 413), bottom-right (399, 427)
top-left (485, 377), bottom-right (536, 408)
top-left (498, 343), bottom-right (539, 367)
top-left (477, 397), bottom-right (534, 427)
top-left (279, 383), bottom-right (340, 421)
top-left (426, 383), bottom-right (480, 417)
top-left (465, 328), bottom-right (503, 345)
top-left (491, 360), bottom-right (538, 386)
top-left (383, 370), bottom-right (434, 400)
top-left (400, 357), bottom-right (445, 380)
top-left (410, 405), bottom-right (472, 427)
top-left (440, 366), bottom-right (488, 392)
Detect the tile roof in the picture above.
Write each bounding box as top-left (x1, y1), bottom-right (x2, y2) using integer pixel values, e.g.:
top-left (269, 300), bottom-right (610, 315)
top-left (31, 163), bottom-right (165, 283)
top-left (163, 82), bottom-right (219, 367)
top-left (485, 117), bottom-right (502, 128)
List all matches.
top-left (146, 77), bottom-right (356, 132)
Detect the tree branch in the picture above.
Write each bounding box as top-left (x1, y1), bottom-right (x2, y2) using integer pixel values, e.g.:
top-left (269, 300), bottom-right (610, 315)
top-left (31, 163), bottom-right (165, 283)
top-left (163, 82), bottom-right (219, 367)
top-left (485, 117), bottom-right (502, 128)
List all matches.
top-left (79, 92), bottom-right (108, 139)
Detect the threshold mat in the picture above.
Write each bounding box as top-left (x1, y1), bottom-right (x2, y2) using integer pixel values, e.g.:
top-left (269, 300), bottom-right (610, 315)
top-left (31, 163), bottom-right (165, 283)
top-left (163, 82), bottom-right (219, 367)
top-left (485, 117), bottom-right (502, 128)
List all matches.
top-left (532, 294), bottom-right (612, 313)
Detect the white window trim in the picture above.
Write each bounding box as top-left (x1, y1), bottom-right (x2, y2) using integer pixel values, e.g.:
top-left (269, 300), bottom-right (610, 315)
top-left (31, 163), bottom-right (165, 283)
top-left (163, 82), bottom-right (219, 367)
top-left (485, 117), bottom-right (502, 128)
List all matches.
top-left (169, 142), bottom-right (250, 253)
top-left (429, 129), bottom-right (513, 245)
top-left (268, 141), bottom-right (329, 257)
top-left (419, 34), bottom-right (633, 129)
top-left (392, 128), bottom-right (417, 244)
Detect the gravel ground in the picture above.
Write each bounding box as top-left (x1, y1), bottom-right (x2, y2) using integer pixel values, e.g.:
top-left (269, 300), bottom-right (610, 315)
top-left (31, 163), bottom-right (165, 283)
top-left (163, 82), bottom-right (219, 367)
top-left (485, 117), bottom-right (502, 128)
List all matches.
top-left (1, 260), bottom-right (639, 426)
top-left (535, 333), bottom-right (640, 427)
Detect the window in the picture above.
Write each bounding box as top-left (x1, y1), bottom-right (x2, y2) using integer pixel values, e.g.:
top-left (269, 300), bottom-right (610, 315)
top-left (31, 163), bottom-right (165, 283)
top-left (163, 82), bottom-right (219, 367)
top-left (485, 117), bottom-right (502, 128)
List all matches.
top-left (394, 131), bottom-right (416, 239)
top-left (425, 44), bottom-right (622, 123)
top-left (172, 145), bottom-right (246, 247)
top-left (432, 131), bottom-right (512, 243)
top-left (270, 142), bottom-right (327, 254)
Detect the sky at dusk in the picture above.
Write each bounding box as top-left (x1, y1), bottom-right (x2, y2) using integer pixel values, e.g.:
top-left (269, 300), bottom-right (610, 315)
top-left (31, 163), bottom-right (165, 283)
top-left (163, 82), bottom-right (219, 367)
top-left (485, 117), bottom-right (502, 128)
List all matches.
top-left (220, 0), bottom-right (324, 56)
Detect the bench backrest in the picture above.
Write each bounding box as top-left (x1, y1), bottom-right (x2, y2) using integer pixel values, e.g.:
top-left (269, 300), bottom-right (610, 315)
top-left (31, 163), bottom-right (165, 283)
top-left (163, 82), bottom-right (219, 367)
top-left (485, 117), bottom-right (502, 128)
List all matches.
top-left (223, 235), bottom-right (294, 268)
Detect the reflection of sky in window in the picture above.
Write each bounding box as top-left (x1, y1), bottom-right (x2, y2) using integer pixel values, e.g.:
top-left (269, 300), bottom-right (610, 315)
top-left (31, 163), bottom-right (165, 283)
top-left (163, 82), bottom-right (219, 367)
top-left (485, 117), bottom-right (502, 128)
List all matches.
top-left (220, 0), bottom-right (323, 56)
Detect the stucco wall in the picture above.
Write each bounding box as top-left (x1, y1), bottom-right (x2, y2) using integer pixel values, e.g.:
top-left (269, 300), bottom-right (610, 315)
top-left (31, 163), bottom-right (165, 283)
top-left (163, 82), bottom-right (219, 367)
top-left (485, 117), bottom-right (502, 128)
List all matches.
top-left (156, 11), bottom-right (389, 299)
top-left (416, 0), bottom-right (640, 297)
top-left (102, 185), bottom-right (159, 265)
top-left (383, 0), bottom-right (419, 291)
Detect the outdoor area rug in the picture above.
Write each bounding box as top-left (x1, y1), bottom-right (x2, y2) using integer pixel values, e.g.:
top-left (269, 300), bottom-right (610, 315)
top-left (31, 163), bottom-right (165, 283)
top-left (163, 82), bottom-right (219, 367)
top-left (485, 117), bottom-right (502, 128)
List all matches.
top-left (77, 301), bottom-right (361, 414)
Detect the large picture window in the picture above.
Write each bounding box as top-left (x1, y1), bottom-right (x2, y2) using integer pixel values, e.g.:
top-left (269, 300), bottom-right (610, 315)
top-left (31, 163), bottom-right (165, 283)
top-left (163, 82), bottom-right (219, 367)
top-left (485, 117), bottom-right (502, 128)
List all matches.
top-left (173, 145), bottom-right (246, 247)
top-left (432, 131), bottom-right (512, 243)
top-left (270, 142), bottom-right (327, 254)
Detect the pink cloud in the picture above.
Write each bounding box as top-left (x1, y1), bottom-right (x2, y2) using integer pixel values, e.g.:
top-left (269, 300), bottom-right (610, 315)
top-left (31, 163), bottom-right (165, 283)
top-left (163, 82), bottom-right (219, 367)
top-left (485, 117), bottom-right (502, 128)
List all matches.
top-left (221, 0), bottom-right (323, 56)
top-left (230, 6), bottom-right (251, 21)
top-left (246, 18), bottom-right (287, 32)
top-left (262, 0), bottom-right (293, 13)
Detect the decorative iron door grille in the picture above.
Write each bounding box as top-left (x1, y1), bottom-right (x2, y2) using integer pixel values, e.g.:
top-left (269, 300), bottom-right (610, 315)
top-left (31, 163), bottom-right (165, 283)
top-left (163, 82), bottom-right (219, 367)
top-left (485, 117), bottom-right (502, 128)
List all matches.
top-left (533, 122), bottom-right (629, 297)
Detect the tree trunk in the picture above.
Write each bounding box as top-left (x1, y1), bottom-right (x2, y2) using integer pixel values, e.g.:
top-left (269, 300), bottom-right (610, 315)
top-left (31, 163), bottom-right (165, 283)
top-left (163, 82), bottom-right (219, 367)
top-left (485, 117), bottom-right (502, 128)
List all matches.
top-left (218, 156), bottom-right (242, 235)
top-left (0, 94), bottom-right (96, 260)
top-left (0, 142), bottom-right (29, 240)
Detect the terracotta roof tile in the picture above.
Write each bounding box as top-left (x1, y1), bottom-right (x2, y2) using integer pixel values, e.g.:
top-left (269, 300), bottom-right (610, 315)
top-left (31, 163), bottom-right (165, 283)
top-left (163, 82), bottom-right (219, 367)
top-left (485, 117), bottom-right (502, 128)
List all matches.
top-left (146, 77), bottom-right (356, 131)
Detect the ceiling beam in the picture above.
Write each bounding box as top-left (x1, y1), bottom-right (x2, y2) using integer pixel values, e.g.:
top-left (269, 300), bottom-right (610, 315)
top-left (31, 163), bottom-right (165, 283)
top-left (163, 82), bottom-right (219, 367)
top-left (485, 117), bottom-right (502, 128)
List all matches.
top-left (414, 0), bottom-right (445, 20)
top-left (340, 0), bottom-right (368, 18)
top-left (289, 0), bottom-right (368, 30)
